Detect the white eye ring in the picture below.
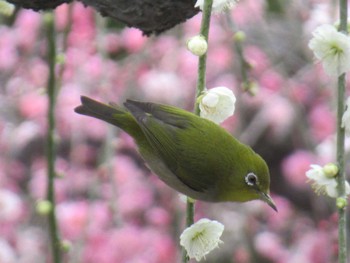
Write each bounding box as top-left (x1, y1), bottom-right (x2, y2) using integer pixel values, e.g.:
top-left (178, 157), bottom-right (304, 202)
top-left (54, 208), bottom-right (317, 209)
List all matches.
top-left (245, 173), bottom-right (258, 186)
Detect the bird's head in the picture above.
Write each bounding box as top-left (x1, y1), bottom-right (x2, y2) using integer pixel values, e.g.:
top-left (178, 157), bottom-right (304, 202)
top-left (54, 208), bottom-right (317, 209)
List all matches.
top-left (223, 151), bottom-right (277, 212)
top-left (243, 170), bottom-right (277, 211)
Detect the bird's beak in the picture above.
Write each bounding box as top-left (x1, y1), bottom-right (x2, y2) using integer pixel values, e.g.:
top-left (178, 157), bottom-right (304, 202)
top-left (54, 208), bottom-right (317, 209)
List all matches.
top-left (260, 192), bottom-right (278, 212)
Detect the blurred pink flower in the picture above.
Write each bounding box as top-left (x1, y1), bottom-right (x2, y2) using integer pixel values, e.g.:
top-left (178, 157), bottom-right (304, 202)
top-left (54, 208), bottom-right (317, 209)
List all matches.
top-left (265, 195), bottom-right (294, 231)
top-left (74, 113), bottom-right (108, 139)
top-left (245, 45), bottom-right (270, 75)
top-left (68, 3), bottom-right (96, 50)
top-left (254, 232), bottom-right (288, 262)
top-left (14, 10), bottom-right (41, 52)
top-left (106, 155), bottom-right (154, 218)
top-left (62, 168), bottom-right (97, 195)
top-left (233, 246), bottom-right (251, 263)
top-left (207, 21), bottom-right (227, 45)
top-left (260, 70), bottom-right (284, 92)
top-left (113, 155), bottom-right (145, 184)
top-left (150, 36), bottom-right (179, 58)
top-left (207, 46), bottom-right (233, 75)
top-left (121, 28), bottom-right (147, 53)
top-left (145, 207), bottom-right (171, 227)
top-left (177, 49), bottom-right (198, 82)
top-left (183, 14), bottom-right (202, 36)
top-left (232, 0), bottom-right (264, 25)
top-left (83, 226), bottom-right (176, 263)
top-left (0, 29), bottom-right (18, 71)
top-left (287, 231), bottom-right (334, 263)
top-left (81, 55), bottom-right (104, 81)
top-left (138, 70), bottom-right (187, 104)
top-left (308, 104), bottom-right (335, 142)
top-left (55, 84), bottom-right (83, 136)
top-left (57, 200), bottom-right (112, 241)
top-left (282, 150), bottom-right (318, 189)
top-left (88, 201), bottom-right (112, 233)
top-left (55, 3), bottom-right (70, 31)
top-left (63, 48), bottom-right (89, 80)
top-left (26, 59), bottom-right (48, 87)
top-left (288, 81), bottom-right (313, 104)
top-left (18, 92), bottom-right (47, 120)
top-left (57, 200), bottom-right (89, 240)
top-left (261, 95), bottom-right (295, 139)
top-left (117, 179), bottom-right (154, 218)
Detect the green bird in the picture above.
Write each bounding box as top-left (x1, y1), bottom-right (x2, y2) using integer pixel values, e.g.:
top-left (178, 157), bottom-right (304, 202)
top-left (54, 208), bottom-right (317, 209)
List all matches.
top-left (75, 96), bottom-right (277, 211)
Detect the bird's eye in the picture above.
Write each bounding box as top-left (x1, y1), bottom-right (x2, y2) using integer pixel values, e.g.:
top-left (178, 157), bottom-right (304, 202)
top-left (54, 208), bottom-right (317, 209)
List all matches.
top-left (245, 173), bottom-right (258, 186)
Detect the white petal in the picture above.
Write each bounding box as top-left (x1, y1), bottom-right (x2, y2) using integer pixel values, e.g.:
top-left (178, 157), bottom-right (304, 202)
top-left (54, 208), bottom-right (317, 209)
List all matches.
top-left (345, 181), bottom-right (350, 196)
top-left (194, 0), bottom-right (203, 8)
top-left (325, 182), bottom-right (338, 198)
top-left (306, 164), bottom-right (324, 181)
top-left (202, 92), bottom-right (219, 107)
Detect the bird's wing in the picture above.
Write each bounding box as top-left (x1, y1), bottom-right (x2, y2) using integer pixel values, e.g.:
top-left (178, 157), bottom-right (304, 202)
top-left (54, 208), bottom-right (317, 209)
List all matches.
top-left (124, 100), bottom-right (216, 193)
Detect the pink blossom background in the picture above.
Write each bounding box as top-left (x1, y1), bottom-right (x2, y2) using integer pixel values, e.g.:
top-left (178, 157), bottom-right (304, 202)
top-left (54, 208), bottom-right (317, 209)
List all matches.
top-left (0, 0), bottom-right (348, 262)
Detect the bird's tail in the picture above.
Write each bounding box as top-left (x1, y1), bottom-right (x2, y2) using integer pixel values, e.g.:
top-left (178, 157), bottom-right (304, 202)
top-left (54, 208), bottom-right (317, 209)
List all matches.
top-left (74, 96), bottom-right (141, 137)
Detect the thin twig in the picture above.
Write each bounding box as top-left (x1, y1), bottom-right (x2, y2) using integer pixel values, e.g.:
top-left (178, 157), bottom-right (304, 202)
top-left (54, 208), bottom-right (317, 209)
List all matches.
top-left (45, 12), bottom-right (62, 263)
top-left (336, 1), bottom-right (348, 263)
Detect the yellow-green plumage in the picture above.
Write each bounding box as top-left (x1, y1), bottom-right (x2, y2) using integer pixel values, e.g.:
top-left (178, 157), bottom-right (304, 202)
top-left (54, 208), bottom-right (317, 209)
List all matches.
top-left (75, 96), bottom-right (277, 211)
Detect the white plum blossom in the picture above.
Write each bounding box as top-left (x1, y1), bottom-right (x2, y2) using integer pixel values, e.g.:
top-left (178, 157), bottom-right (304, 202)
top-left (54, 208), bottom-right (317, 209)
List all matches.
top-left (195, 0), bottom-right (238, 14)
top-left (306, 164), bottom-right (350, 198)
top-left (187, 35), bottom-right (208, 56)
top-left (199, 87), bottom-right (236, 124)
top-left (180, 218), bottom-right (224, 261)
top-left (341, 97), bottom-right (350, 136)
top-left (308, 24), bottom-right (350, 77)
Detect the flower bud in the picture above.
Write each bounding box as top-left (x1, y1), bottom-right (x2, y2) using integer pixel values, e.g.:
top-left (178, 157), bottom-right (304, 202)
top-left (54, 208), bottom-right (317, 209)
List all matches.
top-left (233, 31), bottom-right (246, 42)
top-left (61, 240), bottom-right (72, 252)
top-left (336, 197), bottom-right (347, 209)
top-left (0, 0), bottom-right (15, 16)
top-left (43, 12), bottom-right (54, 25)
top-left (242, 81), bottom-right (259, 96)
top-left (56, 53), bottom-right (66, 65)
top-left (187, 35), bottom-right (208, 56)
top-left (36, 200), bottom-right (52, 215)
top-left (323, 163), bottom-right (339, 178)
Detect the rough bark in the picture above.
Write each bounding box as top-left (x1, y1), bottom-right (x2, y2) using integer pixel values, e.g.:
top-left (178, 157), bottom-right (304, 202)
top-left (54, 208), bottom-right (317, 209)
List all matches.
top-left (6, 0), bottom-right (199, 35)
